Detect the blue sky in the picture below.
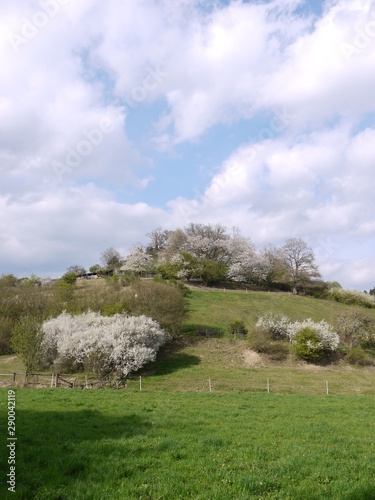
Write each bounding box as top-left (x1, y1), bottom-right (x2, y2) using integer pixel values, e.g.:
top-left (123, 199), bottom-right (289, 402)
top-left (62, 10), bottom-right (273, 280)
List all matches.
top-left (0, 0), bottom-right (375, 290)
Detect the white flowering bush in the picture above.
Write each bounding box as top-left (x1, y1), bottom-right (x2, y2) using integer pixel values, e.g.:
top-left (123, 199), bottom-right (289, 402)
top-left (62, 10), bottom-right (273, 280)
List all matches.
top-left (328, 288), bottom-right (375, 308)
top-left (255, 314), bottom-right (291, 339)
top-left (254, 314), bottom-right (339, 361)
top-left (42, 311), bottom-right (167, 375)
top-left (287, 319), bottom-right (339, 360)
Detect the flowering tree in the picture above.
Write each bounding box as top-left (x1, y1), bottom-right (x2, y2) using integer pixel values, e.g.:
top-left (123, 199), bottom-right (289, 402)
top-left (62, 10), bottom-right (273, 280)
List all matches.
top-left (184, 223), bottom-right (230, 262)
top-left (227, 236), bottom-right (271, 284)
top-left (42, 311), bottom-right (166, 375)
top-left (121, 246), bottom-right (154, 275)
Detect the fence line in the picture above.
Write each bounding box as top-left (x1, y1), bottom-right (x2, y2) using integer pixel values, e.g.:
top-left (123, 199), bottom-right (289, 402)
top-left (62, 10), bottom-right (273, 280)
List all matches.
top-left (1, 372), bottom-right (373, 395)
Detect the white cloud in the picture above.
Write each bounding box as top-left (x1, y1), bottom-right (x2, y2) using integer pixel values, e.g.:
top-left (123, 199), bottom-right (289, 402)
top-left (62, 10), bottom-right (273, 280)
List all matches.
top-left (0, 0), bottom-right (374, 292)
top-left (164, 122), bottom-right (375, 289)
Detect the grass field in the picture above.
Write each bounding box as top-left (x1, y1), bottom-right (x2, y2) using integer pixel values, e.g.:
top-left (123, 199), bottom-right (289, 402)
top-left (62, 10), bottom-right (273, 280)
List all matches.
top-left (184, 289), bottom-right (375, 332)
top-left (1, 390), bottom-right (375, 499)
top-left (1, 289), bottom-right (375, 498)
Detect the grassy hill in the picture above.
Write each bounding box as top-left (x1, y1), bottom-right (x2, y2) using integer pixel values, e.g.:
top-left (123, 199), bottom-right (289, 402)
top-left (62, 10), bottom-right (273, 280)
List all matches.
top-left (1, 288), bottom-right (375, 498)
top-left (184, 288), bottom-right (375, 331)
top-left (1, 288), bottom-right (375, 394)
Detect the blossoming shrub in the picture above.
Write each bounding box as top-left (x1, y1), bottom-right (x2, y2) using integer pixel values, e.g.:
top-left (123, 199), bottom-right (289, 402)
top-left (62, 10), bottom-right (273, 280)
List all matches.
top-left (42, 311), bottom-right (167, 375)
top-left (255, 314), bottom-right (290, 340)
top-left (328, 288), bottom-right (375, 308)
top-left (254, 315), bottom-right (339, 362)
top-left (287, 319), bottom-right (339, 361)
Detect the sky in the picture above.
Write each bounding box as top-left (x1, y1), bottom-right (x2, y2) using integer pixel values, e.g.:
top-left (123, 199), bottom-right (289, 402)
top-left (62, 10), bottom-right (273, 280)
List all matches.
top-left (0, 0), bottom-right (374, 291)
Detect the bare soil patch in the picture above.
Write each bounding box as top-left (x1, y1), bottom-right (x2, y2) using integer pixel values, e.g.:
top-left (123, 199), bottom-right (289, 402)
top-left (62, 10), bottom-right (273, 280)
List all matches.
top-left (242, 349), bottom-right (264, 367)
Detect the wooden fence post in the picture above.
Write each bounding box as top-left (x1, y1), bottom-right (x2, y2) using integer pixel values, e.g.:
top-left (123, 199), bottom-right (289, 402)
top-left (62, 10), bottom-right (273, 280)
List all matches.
top-left (267, 378), bottom-right (270, 394)
top-left (25, 371), bottom-right (28, 387)
top-left (12, 373), bottom-right (16, 383)
top-left (209, 378), bottom-right (212, 392)
top-left (140, 376), bottom-right (142, 391)
top-left (326, 380), bottom-right (329, 395)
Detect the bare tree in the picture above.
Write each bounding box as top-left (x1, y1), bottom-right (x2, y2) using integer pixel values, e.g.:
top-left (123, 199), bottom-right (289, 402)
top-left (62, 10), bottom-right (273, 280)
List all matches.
top-left (100, 247), bottom-right (122, 272)
top-left (146, 227), bottom-right (170, 257)
top-left (66, 265), bottom-right (87, 276)
top-left (280, 238), bottom-right (321, 293)
top-left (164, 228), bottom-right (187, 257)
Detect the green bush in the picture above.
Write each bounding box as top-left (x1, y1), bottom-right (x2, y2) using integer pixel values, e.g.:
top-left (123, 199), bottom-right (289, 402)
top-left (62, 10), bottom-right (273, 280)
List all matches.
top-left (228, 320), bottom-right (248, 336)
top-left (0, 316), bottom-right (13, 355)
top-left (250, 327), bottom-right (289, 360)
top-left (293, 327), bottom-right (329, 361)
top-left (124, 280), bottom-right (186, 334)
top-left (101, 303), bottom-right (124, 316)
top-left (11, 315), bottom-right (44, 373)
top-left (346, 348), bottom-right (373, 366)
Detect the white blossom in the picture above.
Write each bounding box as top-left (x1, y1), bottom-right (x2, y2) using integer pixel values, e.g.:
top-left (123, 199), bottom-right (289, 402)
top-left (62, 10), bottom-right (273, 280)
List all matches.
top-left (256, 313), bottom-right (291, 339)
top-left (42, 311), bottom-right (166, 375)
top-left (286, 318), bottom-right (339, 351)
top-left (120, 246), bottom-right (154, 274)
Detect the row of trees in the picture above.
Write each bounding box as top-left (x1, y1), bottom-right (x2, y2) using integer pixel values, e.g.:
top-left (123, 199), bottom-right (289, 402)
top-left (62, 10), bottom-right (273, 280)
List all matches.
top-left (89, 224), bottom-right (322, 293)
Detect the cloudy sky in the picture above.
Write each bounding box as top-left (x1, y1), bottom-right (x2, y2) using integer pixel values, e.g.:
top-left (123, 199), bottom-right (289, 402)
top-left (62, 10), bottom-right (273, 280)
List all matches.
top-left (0, 0), bottom-right (374, 290)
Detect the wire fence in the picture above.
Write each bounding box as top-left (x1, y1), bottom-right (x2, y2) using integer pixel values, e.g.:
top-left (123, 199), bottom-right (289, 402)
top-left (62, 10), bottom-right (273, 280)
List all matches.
top-left (1, 372), bottom-right (374, 395)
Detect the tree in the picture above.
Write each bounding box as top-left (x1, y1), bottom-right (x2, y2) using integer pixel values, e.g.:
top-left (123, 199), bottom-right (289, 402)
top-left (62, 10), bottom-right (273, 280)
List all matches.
top-left (200, 259), bottom-right (228, 286)
top-left (0, 274), bottom-right (18, 287)
top-left (280, 238), bottom-right (321, 293)
top-left (89, 264), bottom-right (101, 274)
top-left (157, 251), bottom-right (200, 282)
top-left (369, 287), bottom-right (375, 296)
top-left (121, 246), bottom-right (154, 275)
top-left (100, 247), bottom-right (122, 272)
top-left (164, 229), bottom-right (187, 257)
top-left (124, 280), bottom-right (186, 333)
top-left (335, 310), bottom-right (375, 349)
top-left (11, 315), bottom-right (44, 372)
top-left (146, 227), bottom-right (170, 258)
top-left (66, 265), bottom-right (87, 276)
top-left (184, 223), bottom-right (230, 262)
top-left (60, 272), bottom-right (77, 286)
top-left (227, 236), bottom-right (271, 284)
top-left (261, 245), bottom-right (287, 288)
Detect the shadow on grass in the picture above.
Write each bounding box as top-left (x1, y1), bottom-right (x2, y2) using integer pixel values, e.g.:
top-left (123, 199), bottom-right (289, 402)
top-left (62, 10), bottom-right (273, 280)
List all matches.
top-left (346, 485), bottom-right (375, 499)
top-left (140, 336), bottom-right (203, 376)
top-left (0, 408), bottom-right (148, 499)
top-left (182, 323), bottom-right (225, 338)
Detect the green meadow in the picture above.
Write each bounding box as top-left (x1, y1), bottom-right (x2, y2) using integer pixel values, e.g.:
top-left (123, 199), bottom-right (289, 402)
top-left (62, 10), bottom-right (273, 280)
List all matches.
top-left (1, 289), bottom-right (375, 498)
top-left (1, 390), bottom-right (375, 499)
